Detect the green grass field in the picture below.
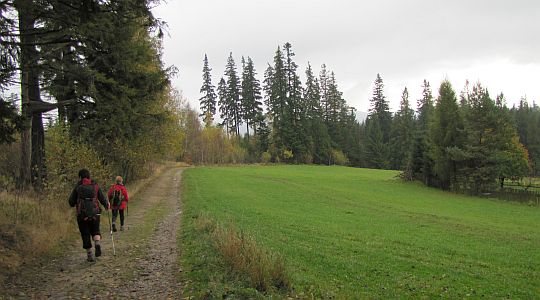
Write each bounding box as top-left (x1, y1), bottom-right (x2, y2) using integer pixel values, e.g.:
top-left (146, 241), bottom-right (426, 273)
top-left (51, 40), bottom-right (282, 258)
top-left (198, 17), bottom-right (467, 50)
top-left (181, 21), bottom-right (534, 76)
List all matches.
top-left (181, 165), bottom-right (540, 298)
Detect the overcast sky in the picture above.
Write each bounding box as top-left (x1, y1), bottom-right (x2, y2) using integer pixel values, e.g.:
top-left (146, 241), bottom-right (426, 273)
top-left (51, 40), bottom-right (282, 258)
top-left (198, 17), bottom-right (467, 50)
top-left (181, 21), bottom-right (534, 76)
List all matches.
top-left (152, 0), bottom-right (540, 114)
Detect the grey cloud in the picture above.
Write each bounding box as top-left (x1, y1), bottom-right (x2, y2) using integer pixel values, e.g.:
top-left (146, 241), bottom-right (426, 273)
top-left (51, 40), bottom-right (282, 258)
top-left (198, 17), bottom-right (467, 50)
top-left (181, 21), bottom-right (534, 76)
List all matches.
top-left (154, 0), bottom-right (540, 113)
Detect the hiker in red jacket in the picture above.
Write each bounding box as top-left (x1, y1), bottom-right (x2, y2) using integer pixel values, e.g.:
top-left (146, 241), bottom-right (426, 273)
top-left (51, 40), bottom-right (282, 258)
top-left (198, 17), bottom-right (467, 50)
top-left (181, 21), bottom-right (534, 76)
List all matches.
top-left (68, 169), bottom-right (110, 262)
top-left (107, 176), bottom-right (129, 232)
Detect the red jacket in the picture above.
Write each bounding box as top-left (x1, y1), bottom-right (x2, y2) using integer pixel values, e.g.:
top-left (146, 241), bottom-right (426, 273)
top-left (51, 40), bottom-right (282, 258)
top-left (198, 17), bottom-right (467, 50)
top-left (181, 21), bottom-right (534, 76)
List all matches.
top-left (107, 183), bottom-right (129, 210)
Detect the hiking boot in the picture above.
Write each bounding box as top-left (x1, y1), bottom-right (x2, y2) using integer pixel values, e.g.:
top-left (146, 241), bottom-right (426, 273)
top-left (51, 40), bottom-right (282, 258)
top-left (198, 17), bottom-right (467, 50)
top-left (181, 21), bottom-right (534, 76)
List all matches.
top-left (95, 244), bottom-right (101, 257)
top-left (87, 253), bottom-right (95, 262)
top-left (112, 224), bottom-right (117, 232)
top-left (120, 225), bottom-right (124, 231)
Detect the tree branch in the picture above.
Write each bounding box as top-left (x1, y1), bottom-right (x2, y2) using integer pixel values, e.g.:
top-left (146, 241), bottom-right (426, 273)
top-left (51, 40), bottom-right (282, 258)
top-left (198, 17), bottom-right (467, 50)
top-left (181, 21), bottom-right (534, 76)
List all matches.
top-left (28, 99), bottom-right (77, 113)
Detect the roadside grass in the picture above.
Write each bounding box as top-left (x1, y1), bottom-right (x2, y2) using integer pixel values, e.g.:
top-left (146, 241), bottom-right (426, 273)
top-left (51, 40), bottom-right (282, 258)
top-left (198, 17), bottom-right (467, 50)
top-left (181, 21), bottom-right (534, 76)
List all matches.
top-left (0, 190), bottom-right (74, 282)
top-left (181, 165), bottom-right (540, 299)
top-left (179, 211), bottom-right (290, 299)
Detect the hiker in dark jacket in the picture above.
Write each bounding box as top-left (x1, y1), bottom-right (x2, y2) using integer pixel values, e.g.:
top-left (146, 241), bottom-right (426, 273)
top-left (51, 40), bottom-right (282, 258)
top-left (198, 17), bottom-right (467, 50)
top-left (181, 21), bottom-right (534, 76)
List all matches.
top-left (68, 169), bottom-right (110, 262)
top-left (107, 175), bottom-right (129, 232)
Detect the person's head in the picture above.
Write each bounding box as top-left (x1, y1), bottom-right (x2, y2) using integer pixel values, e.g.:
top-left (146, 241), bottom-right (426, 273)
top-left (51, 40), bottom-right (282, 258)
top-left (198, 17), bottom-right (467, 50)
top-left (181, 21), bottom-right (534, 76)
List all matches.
top-left (115, 175), bottom-right (123, 184)
top-left (78, 169), bottom-right (90, 179)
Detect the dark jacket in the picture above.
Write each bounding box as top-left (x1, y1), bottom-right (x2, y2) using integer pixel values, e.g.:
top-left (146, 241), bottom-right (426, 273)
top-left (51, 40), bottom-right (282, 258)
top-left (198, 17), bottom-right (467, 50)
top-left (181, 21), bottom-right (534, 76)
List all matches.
top-left (68, 178), bottom-right (109, 215)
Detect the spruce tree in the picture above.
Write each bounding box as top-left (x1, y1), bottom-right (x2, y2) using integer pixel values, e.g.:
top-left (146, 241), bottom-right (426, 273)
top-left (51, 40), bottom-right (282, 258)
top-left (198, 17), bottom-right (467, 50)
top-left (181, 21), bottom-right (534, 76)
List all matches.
top-left (319, 64), bottom-right (330, 122)
top-left (199, 54), bottom-right (217, 127)
top-left (224, 53), bottom-right (242, 136)
top-left (265, 46), bottom-right (288, 157)
top-left (240, 56), bottom-right (263, 139)
top-left (409, 80), bottom-right (435, 183)
top-left (304, 63), bottom-right (331, 163)
top-left (282, 42), bottom-right (307, 161)
top-left (364, 117), bottom-right (387, 168)
top-left (217, 77), bottom-right (229, 134)
top-left (429, 80), bottom-right (465, 190)
top-left (326, 71), bottom-right (350, 155)
top-left (6, 0), bottom-right (168, 187)
top-left (460, 83), bottom-right (528, 192)
top-left (390, 87), bottom-right (415, 170)
top-left (365, 73), bottom-right (392, 168)
top-left (304, 63), bottom-right (322, 120)
top-left (341, 107), bottom-right (362, 166)
top-left (368, 73), bottom-right (392, 142)
top-left (262, 64), bottom-right (274, 117)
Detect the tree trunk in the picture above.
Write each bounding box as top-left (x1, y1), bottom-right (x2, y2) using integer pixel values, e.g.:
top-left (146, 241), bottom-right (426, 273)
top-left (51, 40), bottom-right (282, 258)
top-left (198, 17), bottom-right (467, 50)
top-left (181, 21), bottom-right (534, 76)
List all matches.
top-left (16, 0), bottom-right (45, 190)
top-left (16, 0), bottom-right (34, 188)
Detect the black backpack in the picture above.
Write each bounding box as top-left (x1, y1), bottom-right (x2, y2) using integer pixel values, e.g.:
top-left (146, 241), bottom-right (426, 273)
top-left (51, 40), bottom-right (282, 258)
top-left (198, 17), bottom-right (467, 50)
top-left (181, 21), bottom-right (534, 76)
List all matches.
top-left (111, 187), bottom-right (124, 207)
top-left (76, 184), bottom-right (99, 220)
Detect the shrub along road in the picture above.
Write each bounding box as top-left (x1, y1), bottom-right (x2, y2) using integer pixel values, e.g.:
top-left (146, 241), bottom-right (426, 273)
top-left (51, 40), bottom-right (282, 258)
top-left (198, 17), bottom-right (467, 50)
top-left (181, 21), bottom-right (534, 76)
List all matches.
top-left (4, 166), bottom-right (184, 298)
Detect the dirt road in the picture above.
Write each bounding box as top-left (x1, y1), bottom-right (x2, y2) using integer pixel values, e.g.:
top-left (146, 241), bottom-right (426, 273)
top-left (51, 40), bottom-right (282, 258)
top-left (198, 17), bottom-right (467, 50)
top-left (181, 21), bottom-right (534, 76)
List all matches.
top-left (4, 167), bottom-right (184, 299)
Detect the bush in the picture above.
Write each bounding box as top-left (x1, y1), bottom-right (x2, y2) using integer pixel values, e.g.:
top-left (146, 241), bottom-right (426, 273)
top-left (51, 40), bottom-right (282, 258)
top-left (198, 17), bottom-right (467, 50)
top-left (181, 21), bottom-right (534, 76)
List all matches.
top-left (45, 124), bottom-right (112, 193)
top-left (0, 141), bottom-right (20, 190)
top-left (260, 152), bottom-right (272, 164)
top-left (330, 149), bottom-right (349, 166)
top-left (282, 149), bottom-right (293, 162)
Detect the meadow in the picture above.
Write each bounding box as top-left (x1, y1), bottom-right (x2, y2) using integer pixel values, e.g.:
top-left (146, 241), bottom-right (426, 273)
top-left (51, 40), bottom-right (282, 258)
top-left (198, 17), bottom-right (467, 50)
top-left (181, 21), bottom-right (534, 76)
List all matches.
top-left (180, 165), bottom-right (540, 298)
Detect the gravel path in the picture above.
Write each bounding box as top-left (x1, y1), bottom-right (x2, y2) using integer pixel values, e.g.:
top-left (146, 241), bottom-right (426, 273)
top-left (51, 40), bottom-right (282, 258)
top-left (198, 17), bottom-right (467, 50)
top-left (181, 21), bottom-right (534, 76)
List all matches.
top-left (3, 167), bottom-right (184, 299)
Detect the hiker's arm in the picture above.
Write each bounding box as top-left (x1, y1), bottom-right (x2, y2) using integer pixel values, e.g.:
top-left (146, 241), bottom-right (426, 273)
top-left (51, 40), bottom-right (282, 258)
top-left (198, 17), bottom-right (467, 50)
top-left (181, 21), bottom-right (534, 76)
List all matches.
top-left (107, 186), bottom-right (113, 200)
top-left (68, 188), bottom-right (77, 207)
top-left (122, 186), bottom-right (129, 202)
top-left (97, 188), bottom-right (109, 210)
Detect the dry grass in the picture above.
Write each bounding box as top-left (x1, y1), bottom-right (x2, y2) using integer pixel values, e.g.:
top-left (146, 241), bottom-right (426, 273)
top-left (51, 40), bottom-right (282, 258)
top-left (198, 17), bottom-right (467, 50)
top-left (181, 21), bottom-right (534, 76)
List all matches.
top-left (0, 190), bottom-right (74, 282)
top-left (195, 213), bottom-right (290, 293)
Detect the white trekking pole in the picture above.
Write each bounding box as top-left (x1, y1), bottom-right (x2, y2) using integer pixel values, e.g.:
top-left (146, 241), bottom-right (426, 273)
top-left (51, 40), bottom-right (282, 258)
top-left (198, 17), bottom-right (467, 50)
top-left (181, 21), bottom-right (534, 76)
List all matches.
top-left (107, 209), bottom-right (116, 256)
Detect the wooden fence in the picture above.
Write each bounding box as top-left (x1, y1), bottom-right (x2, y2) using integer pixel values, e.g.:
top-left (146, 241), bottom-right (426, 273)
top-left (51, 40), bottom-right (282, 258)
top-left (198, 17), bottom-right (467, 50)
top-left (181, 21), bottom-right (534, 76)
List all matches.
top-left (487, 188), bottom-right (540, 205)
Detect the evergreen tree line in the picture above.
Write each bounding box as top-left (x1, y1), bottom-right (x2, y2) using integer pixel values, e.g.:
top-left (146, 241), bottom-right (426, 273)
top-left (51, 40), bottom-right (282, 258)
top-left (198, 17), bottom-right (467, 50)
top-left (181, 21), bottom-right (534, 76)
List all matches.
top-left (199, 42), bottom-right (359, 165)
top-left (0, 0), bottom-right (180, 189)
top-left (199, 42), bottom-right (539, 194)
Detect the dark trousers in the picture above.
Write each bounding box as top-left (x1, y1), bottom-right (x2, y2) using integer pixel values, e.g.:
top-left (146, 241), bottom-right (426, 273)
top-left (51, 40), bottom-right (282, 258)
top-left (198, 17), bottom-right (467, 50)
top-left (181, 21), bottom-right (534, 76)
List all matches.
top-left (77, 216), bottom-right (101, 249)
top-left (112, 209), bottom-right (125, 226)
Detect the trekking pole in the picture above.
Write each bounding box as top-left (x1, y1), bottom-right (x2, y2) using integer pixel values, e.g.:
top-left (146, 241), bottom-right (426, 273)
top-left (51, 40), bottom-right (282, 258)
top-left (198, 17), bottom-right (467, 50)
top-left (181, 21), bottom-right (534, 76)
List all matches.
top-left (107, 209), bottom-right (116, 256)
top-left (126, 202), bottom-right (129, 230)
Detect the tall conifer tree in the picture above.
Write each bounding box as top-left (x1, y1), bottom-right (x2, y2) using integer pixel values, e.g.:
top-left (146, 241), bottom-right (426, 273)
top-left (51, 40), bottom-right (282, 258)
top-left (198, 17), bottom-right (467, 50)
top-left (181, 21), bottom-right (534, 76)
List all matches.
top-left (265, 47), bottom-right (288, 156)
top-left (304, 63), bottom-right (331, 163)
top-left (240, 56), bottom-right (263, 138)
top-left (224, 53), bottom-right (242, 136)
top-left (319, 64), bottom-right (330, 122)
top-left (282, 42), bottom-right (307, 160)
top-left (410, 80), bottom-right (435, 183)
top-left (365, 74), bottom-right (391, 168)
top-left (390, 87), bottom-right (415, 170)
top-left (368, 73), bottom-right (392, 142)
top-left (217, 77), bottom-right (229, 134)
top-left (199, 54), bottom-right (217, 127)
top-left (430, 80), bottom-right (465, 190)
